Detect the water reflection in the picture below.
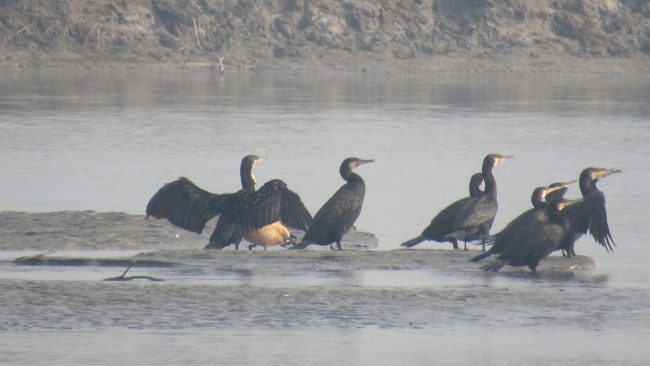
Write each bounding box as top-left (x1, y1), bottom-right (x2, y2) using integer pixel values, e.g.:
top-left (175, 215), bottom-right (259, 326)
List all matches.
top-left (2, 70), bottom-right (649, 116)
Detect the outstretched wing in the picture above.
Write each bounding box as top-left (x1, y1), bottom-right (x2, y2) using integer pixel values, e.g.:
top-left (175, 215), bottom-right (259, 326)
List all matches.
top-left (231, 179), bottom-right (284, 233)
top-left (562, 191), bottom-right (615, 252)
top-left (279, 186), bottom-right (312, 230)
top-left (146, 177), bottom-right (228, 234)
top-left (234, 179), bottom-right (312, 233)
top-left (586, 191), bottom-right (616, 252)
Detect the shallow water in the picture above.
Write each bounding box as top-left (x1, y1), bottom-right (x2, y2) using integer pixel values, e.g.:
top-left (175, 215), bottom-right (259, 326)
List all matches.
top-left (1, 70), bottom-right (650, 364)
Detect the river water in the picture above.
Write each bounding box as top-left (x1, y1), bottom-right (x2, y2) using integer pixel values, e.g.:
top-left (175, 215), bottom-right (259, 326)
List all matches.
top-left (1, 69), bottom-right (649, 365)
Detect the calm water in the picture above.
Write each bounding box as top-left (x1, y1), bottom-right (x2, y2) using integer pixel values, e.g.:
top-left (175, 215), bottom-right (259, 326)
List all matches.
top-left (1, 69), bottom-right (649, 364)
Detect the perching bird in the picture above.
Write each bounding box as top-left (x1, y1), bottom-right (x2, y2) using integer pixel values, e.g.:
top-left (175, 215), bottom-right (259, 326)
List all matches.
top-left (290, 157), bottom-right (374, 250)
top-left (470, 182), bottom-right (571, 263)
top-left (480, 198), bottom-right (581, 273)
top-left (401, 172), bottom-right (484, 249)
top-left (146, 155), bottom-right (312, 250)
top-left (446, 154), bottom-right (513, 251)
top-left (558, 167), bottom-right (620, 257)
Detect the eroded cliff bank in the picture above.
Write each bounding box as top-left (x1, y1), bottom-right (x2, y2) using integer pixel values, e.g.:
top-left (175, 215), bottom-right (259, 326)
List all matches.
top-left (1, 0), bottom-right (649, 72)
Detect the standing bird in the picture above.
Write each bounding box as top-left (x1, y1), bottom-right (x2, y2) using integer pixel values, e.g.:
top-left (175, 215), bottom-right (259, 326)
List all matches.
top-left (401, 172), bottom-right (484, 249)
top-left (446, 154), bottom-right (513, 251)
top-left (470, 183), bottom-right (570, 263)
top-left (480, 198), bottom-right (581, 273)
top-left (146, 155), bottom-right (312, 250)
top-left (290, 157), bottom-right (374, 250)
top-left (558, 167), bottom-right (621, 257)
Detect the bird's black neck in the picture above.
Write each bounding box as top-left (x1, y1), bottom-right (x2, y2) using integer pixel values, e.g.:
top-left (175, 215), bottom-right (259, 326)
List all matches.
top-left (342, 170), bottom-right (365, 186)
top-left (482, 160), bottom-right (497, 197)
top-left (240, 161), bottom-right (256, 191)
top-left (469, 174), bottom-right (483, 197)
top-left (579, 177), bottom-right (597, 196)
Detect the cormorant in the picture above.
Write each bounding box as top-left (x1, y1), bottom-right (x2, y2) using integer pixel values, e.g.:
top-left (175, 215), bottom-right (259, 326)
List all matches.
top-left (546, 180), bottom-right (575, 202)
top-left (558, 167), bottom-right (620, 257)
top-left (470, 183), bottom-right (570, 263)
top-left (446, 154), bottom-right (513, 251)
top-left (290, 157), bottom-right (374, 250)
top-left (146, 155), bottom-right (312, 250)
top-left (480, 198), bottom-right (581, 273)
top-left (400, 172), bottom-right (484, 250)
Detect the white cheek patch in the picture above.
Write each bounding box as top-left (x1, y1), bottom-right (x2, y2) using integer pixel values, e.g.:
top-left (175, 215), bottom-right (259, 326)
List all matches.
top-left (252, 173), bottom-right (257, 184)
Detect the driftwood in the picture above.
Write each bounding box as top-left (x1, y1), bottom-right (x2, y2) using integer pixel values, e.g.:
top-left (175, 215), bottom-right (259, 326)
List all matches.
top-left (13, 252), bottom-right (177, 268)
top-left (102, 265), bottom-right (163, 282)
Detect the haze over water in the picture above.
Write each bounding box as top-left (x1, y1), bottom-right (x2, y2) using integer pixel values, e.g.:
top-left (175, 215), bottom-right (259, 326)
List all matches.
top-left (1, 70), bottom-right (649, 365)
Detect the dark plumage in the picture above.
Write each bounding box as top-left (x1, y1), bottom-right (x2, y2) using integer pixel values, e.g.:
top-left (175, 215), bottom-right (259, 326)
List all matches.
top-left (471, 183), bottom-right (571, 263)
top-left (558, 167), bottom-right (620, 257)
top-left (401, 172), bottom-right (484, 249)
top-left (546, 180), bottom-right (575, 203)
top-left (480, 198), bottom-right (580, 273)
top-left (446, 154), bottom-right (513, 250)
top-left (146, 155), bottom-right (312, 250)
top-left (291, 157), bottom-right (374, 250)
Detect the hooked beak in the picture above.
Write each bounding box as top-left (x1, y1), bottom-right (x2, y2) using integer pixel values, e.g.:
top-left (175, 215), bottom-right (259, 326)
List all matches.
top-left (551, 179), bottom-right (577, 189)
top-left (495, 155), bottom-right (514, 166)
top-left (593, 168), bottom-right (621, 181)
top-left (354, 159), bottom-right (375, 169)
top-left (542, 185), bottom-right (564, 197)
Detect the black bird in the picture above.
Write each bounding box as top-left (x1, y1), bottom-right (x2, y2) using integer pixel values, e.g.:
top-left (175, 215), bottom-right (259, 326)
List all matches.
top-left (146, 155), bottom-right (312, 250)
top-left (546, 180), bottom-right (575, 202)
top-left (480, 198), bottom-right (581, 273)
top-left (558, 167), bottom-right (620, 257)
top-left (470, 183), bottom-right (570, 263)
top-left (401, 172), bottom-right (484, 249)
top-left (446, 154), bottom-right (513, 251)
top-left (291, 157), bottom-right (374, 250)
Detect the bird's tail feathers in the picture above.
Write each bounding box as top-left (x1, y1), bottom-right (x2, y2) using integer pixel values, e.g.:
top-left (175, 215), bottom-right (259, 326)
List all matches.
top-left (470, 251), bottom-right (492, 263)
top-left (480, 258), bottom-right (507, 272)
top-left (400, 236), bottom-right (426, 248)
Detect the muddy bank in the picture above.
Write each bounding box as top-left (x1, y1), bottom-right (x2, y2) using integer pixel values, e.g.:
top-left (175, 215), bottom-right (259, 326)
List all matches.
top-left (2, 211), bottom-right (594, 275)
top-left (11, 248), bottom-right (596, 275)
top-left (0, 211), bottom-right (377, 251)
top-left (1, 0), bottom-right (649, 73)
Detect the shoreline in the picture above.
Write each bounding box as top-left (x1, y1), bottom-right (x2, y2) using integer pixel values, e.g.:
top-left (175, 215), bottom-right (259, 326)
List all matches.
top-left (0, 210), bottom-right (594, 275)
top-left (2, 55), bottom-right (648, 75)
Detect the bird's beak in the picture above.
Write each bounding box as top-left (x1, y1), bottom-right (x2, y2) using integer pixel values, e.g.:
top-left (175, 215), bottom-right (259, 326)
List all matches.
top-left (253, 157), bottom-right (266, 166)
top-left (555, 179), bottom-right (577, 188)
top-left (353, 159), bottom-right (375, 168)
top-left (495, 155), bottom-right (514, 166)
top-left (542, 185), bottom-right (564, 197)
top-left (593, 168), bottom-right (621, 181)
top-left (557, 198), bottom-right (582, 211)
